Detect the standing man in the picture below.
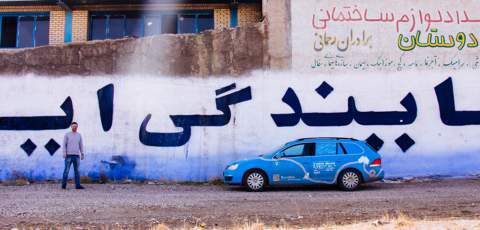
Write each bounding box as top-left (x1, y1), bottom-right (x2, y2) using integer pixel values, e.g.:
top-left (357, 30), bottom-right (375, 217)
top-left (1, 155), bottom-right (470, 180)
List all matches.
top-left (61, 122), bottom-right (85, 189)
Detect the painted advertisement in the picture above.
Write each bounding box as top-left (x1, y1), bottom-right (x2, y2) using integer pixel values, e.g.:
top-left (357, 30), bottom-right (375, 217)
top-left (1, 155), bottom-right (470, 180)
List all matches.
top-left (292, 0), bottom-right (480, 72)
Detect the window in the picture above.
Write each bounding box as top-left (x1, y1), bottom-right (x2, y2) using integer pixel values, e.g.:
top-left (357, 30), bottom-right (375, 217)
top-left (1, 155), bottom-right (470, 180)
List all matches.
top-left (342, 143), bottom-right (364, 154)
top-left (197, 14), bottom-right (214, 32)
top-left (161, 15), bottom-right (177, 34)
top-left (315, 143), bottom-right (337, 155)
top-left (0, 13), bottom-right (49, 48)
top-left (109, 15), bottom-right (125, 39)
top-left (125, 15), bottom-right (142, 37)
top-left (18, 16), bottom-right (34, 48)
top-left (1, 17), bottom-right (18, 48)
top-left (144, 16), bottom-right (160, 36)
top-left (282, 143), bottom-right (315, 157)
top-left (179, 15), bottom-right (195, 33)
top-left (89, 11), bottom-right (214, 40)
top-left (91, 15), bottom-right (107, 40)
top-left (35, 16), bottom-right (49, 46)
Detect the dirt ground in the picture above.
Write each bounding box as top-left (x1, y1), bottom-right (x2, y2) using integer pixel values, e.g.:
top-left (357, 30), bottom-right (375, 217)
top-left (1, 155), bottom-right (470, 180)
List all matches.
top-left (0, 177), bottom-right (479, 229)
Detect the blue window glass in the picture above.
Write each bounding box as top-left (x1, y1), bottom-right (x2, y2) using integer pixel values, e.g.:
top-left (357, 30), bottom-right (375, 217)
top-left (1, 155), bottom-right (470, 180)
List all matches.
top-left (91, 15), bottom-right (107, 40)
top-left (18, 16), bottom-right (34, 48)
top-left (144, 16), bottom-right (160, 36)
top-left (109, 15), bottom-right (125, 39)
top-left (161, 14), bottom-right (177, 34)
top-left (35, 16), bottom-right (49, 46)
top-left (315, 143), bottom-right (337, 155)
top-left (197, 14), bottom-right (214, 32)
top-left (282, 143), bottom-right (315, 157)
top-left (89, 11), bottom-right (214, 40)
top-left (125, 15), bottom-right (142, 37)
top-left (283, 144), bottom-right (305, 157)
top-left (342, 143), bottom-right (364, 154)
top-left (179, 15), bottom-right (195, 33)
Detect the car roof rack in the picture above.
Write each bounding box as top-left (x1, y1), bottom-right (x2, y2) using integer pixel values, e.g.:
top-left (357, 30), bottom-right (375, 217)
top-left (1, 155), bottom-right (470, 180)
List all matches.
top-left (296, 137), bottom-right (358, 141)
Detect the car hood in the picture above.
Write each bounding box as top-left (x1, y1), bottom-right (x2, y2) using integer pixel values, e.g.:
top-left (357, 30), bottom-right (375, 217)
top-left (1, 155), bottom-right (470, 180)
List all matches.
top-left (230, 156), bottom-right (265, 165)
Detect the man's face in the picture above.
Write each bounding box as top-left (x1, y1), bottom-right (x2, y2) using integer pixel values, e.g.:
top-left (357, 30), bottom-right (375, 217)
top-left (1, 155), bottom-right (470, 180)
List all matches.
top-left (71, 124), bottom-right (78, 132)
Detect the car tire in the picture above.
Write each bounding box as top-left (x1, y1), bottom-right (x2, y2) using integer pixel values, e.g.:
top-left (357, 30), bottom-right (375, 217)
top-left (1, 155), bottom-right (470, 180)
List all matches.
top-left (243, 170), bottom-right (266, 192)
top-left (338, 169), bottom-right (362, 191)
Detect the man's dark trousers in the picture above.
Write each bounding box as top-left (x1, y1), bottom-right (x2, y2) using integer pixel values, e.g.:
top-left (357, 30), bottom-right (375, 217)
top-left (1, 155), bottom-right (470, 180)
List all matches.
top-left (62, 155), bottom-right (81, 188)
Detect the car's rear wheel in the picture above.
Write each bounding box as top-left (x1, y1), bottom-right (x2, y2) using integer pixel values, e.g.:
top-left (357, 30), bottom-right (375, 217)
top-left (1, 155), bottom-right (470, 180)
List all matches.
top-left (338, 169), bottom-right (362, 191)
top-left (244, 170), bottom-right (266, 192)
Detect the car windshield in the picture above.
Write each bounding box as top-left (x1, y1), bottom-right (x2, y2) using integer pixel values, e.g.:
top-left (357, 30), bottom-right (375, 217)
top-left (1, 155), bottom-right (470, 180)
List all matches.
top-left (261, 145), bottom-right (283, 158)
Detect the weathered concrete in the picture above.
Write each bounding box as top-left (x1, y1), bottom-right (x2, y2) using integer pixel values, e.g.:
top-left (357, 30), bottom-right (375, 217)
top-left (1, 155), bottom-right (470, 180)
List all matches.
top-left (0, 24), bottom-right (266, 76)
top-left (262, 0), bottom-right (292, 70)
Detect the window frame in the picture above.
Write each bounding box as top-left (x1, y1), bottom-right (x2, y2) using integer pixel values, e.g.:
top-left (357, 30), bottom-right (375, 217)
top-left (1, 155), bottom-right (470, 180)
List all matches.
top-left (88, 10), bottom-right (214, 40)
top-left (0, 12), bottom-right (49, 49)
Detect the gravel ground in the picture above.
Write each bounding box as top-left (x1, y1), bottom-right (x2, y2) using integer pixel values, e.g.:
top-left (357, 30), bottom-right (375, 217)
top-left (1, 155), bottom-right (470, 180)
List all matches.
top-left (0, 178), bottom-right (479, 229)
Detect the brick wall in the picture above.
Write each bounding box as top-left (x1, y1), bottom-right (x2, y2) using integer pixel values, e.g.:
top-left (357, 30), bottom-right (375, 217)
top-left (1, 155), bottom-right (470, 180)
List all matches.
top-left (238, 4), bottom-right (262, 27)
top-left (214, 8), bottom-right (230, 30)
top-left (49, 10), bottom-right (65, 45)
top-left (0, 6), bottom-right (59, 12)
top-left (72, 10), bottom-right (88, 42)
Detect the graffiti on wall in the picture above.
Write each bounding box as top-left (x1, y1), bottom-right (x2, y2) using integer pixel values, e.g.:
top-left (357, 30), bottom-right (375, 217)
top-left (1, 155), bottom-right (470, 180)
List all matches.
top-left (139, 84), bottom-right (252, 147)
top-left (10, 84), bottom-right (114, 157)
top-left (5, 77), bottom-right (478, 156)
top-left (1, 73), bottom-right (480, 180)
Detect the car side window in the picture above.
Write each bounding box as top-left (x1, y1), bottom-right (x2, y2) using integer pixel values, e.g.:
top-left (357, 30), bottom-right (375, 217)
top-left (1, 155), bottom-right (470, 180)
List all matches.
top-left (315, 143), bottom-right (336, 155)
top-left (342, 143), bottom-right (363, 154)
top-left (282, 143), bottom-right (315, 157)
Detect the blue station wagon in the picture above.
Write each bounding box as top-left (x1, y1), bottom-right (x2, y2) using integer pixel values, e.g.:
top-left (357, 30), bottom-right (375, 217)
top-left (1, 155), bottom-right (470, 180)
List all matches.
top-left (223, 137), bottom-right (384, 191)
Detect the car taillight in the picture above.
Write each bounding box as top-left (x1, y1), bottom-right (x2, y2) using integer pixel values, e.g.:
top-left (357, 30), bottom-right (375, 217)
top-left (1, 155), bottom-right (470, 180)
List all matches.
top-left (370, 158), bottom-right (381, 167)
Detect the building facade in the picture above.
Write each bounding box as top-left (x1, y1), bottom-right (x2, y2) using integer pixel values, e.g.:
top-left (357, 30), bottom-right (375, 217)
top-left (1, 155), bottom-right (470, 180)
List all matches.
top-left (0, 0), bottom-right (262, 48)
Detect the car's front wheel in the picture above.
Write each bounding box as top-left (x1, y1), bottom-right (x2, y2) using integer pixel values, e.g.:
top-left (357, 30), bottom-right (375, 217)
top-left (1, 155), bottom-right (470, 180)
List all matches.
top-left (244, 170), bottom-right (266, 192)
top-left (338, 169), bottom-right (362, 191)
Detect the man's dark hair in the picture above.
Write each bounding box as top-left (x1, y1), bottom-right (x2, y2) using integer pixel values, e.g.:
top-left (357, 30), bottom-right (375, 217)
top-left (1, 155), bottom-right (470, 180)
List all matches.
top-left (71, 122), bottom-right (78, 125)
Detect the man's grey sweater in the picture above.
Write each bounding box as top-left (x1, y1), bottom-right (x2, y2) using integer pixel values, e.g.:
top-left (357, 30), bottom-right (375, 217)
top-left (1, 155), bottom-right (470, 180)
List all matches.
top-left (63, 132), bottom-right (84, 156)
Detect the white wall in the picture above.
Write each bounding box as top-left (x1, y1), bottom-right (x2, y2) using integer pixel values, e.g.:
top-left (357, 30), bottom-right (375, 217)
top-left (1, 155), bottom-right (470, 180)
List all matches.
top-left (0, 71), bottom-right (479, 181)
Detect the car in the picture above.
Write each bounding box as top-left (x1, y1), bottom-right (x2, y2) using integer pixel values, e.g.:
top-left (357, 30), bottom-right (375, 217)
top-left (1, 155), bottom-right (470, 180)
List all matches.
top-left (223, 137), bottom-right (384, 191)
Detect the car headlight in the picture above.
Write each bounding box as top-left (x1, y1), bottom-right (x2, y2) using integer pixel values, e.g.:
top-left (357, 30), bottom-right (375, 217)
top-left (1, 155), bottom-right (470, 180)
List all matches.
top-left (227, 164), bottom-right (239, 171)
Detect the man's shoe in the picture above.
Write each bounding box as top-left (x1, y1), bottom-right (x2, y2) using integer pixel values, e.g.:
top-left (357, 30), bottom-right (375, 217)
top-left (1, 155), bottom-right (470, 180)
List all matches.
top-left (61, 186), bottom-right (66, 190)
top-left (75, 186), bottom-right (85, 189)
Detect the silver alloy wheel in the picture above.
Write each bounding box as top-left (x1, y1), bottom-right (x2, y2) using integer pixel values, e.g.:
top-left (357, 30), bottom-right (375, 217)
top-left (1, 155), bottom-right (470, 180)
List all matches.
top-left (247, 172), bottom-right (264, 190)
top-left (342, 171), bottom-right (360, 189)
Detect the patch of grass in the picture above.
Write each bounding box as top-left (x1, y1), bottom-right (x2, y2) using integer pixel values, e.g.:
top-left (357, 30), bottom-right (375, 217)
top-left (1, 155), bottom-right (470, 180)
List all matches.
top-left (208, 178), bottom-right (224, 185)
top-left (2, 178), bottom-right (30, 186)
top-left (1, 171), bottom-right (30, 186)
top-left (80, 176), bottom-right (93, 184)
top-left (99, 173), bottom-right (109, 184)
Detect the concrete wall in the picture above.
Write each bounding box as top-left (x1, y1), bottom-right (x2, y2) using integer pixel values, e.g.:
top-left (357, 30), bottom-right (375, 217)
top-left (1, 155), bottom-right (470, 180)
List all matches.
top-left (0, 24), bottom-right (265, 76)
top-left (262, 0), bottom-right (292, 70)
top-left (1, 71), bottom-right (479, 182)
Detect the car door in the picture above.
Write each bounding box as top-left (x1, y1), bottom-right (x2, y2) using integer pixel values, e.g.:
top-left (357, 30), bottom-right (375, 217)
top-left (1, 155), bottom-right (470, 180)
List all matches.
top-left (273, 143), bottom-right (315, 184)
top-left (309, 142), bottom-right (344, 183)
